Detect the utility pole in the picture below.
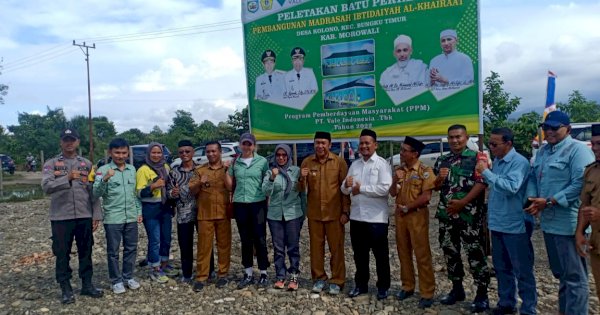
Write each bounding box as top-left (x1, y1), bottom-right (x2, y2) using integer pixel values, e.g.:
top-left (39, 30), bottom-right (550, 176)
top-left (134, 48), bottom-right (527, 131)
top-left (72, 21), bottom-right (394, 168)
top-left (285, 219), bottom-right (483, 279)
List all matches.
top-left (72, 40), bottom-right (96, 163)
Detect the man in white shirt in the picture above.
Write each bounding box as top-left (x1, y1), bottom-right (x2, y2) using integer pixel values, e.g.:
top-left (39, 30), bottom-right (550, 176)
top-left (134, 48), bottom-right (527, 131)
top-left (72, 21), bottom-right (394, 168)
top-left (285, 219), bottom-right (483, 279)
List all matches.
top-left (284, 47), bottom-right (318, 97)
top-left (429, 29), bottom-right (474, 87)
top-left (380, 34), bottom-right (428, 104)
top-left (255, 49), bottom-right (285, 101)
top-left (341, 129), bottom-right (393, 300)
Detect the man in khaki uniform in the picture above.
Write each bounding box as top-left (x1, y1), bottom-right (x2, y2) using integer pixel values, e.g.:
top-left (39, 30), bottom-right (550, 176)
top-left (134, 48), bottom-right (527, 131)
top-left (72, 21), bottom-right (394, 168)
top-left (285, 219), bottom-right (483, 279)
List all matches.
top-left (189, 141), bottom-right (232, 292)
top-left (390, 136), bottom-right (436, 309)
top-left (576, 124), bottom-right (600, 300)
top-left (41, 128), bottom-right (103, 304)
top-left (299, 131), bottom-right (350, 295)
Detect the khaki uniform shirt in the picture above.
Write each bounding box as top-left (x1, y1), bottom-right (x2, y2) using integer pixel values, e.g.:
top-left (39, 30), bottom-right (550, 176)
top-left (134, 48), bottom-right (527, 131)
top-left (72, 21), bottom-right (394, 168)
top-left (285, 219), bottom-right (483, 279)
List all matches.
top-left (395, 161), bottom-right (436, 210)
top-left (299, 152), bottom-right (350, 221)
top-left (42, 154), bottom-right (101, 221)
top-left (581, 161), bottom-right (600, 255)
top-left (190, 163), bottom-right (230, 221)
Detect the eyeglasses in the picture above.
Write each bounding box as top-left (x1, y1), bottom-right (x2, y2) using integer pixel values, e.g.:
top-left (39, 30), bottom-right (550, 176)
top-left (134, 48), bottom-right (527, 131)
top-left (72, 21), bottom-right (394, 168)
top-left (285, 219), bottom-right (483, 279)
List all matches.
top-left (541, 124), bottom-right (565, 131)
top-left (178, 150), bottom-right (192, 154)
top-left (400, 147), bottom-right (415, 153)
top-left (487, 142), bottom-right (506, 148)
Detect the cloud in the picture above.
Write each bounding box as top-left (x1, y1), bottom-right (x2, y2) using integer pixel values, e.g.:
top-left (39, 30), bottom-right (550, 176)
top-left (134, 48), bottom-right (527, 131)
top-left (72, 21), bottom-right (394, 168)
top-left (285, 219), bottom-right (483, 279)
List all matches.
top-left (131, 58), bottom-right (199, 92)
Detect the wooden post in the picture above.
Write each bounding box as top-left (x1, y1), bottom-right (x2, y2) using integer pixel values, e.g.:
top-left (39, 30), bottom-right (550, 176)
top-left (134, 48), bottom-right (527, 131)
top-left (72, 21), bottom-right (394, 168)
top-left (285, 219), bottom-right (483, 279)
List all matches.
top-left (293, 143), bottom-right (298, 166)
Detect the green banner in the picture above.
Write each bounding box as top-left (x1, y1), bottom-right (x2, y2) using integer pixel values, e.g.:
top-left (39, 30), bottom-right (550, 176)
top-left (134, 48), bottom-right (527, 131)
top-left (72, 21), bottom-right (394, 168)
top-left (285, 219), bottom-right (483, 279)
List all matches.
top-left (242, 0), bottom-right (481, 142)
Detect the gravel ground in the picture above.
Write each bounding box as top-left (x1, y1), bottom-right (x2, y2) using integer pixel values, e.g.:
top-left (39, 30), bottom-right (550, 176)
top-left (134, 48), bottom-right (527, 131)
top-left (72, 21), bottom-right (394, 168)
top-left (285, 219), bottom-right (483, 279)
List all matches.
top-left (0, 195), bottom-right (598, 315)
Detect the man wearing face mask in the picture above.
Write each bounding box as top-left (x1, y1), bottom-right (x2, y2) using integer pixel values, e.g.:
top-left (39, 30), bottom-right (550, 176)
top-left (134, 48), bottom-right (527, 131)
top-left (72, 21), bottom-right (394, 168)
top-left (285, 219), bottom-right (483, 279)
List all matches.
top-left (525, 111), bottom-right (594, 315)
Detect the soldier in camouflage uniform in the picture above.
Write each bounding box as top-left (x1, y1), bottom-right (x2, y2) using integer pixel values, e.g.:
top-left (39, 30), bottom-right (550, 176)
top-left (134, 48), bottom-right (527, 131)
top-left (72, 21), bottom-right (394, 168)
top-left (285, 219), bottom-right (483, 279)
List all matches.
top-left (433, 124), bottom-right (490, 313)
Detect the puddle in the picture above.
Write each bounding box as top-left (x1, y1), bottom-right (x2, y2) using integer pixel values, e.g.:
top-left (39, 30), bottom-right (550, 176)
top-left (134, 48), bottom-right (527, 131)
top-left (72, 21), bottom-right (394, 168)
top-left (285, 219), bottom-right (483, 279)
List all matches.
top-left (0, 184), bottom-right (45, 202)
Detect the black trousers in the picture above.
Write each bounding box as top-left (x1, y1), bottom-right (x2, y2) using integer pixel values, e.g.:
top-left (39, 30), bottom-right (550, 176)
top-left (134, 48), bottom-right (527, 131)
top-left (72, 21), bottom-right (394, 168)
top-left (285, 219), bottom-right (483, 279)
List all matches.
top-left (350, 220), bottom-right (390, 291)
top-left (234, 201), bottom-right (269, 270)
top-left (51, 218), bottom-right (94, 283)
top-left (177, 221), bottom-right (214, 278)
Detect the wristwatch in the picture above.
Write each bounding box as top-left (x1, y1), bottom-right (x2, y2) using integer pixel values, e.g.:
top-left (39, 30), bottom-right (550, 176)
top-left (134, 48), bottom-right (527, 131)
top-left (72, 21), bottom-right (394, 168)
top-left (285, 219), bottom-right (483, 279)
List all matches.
top-left (545, 197), bottom-right (554, 208)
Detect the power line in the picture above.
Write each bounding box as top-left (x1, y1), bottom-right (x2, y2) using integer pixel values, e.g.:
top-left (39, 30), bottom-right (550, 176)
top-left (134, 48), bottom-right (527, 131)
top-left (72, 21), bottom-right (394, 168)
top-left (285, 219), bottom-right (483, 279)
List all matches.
top-left (3, 49), bottom-right (77, 73)
top-left (2, 44), bottom-right (71, 68)
top-left (77, 19), bottom-right (240, 42)
top-left (93, 26), bottom-right (241, 44)
top-left (3, 20), bottom-right (242, 73)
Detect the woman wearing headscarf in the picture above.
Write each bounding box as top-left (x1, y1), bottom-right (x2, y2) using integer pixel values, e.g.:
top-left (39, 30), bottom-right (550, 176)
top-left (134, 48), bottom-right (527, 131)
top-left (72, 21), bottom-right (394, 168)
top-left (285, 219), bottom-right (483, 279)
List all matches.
top-left (262, 144), bottom-right (306, 291)
top-left (136, 142), bottom-right (176, 283)
top-left (225, 133), bottom-right (270, 289)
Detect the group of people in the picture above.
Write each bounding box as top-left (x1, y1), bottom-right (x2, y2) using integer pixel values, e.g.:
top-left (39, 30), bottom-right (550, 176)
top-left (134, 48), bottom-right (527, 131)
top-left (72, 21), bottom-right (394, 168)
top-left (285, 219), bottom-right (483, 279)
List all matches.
top-left (41, 110), bottom-right (600, 315)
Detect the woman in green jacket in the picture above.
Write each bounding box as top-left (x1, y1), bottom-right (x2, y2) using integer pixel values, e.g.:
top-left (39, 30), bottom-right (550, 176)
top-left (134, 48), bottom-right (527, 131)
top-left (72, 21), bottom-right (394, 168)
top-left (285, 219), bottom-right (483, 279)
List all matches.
top-left (262, 144), bottom-right (306, 291)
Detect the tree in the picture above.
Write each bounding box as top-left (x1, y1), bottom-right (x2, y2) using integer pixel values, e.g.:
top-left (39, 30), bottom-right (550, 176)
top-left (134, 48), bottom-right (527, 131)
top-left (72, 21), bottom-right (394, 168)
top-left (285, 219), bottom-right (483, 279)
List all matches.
top-left (216, 121), bottom-right (239, 142)
top-left (557, 90), bottom-right (600, 123)
top-left (195, 120), bottom-right (218, 143)
top-left (8, 107), bottom-right (68, 162)
top-left (169, 110), bottom-right (197, 138)
top-left (482, 71), bottom-right (521, 130)
top-left (69, 115), bottom-right (117, 161)
top-left (117, 128), bottom-right (149, 146)
top-left (510, 111), bottom-right (542, 157)
top-left (0, 60), bottom-right (8, 105)
top-left (226, 106), bottom-right (249, 136)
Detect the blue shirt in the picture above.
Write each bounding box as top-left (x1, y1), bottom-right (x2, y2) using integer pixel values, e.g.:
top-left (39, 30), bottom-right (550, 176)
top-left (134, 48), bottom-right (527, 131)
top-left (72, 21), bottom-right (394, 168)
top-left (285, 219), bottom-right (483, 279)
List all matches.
top-left (526, 136), bottom-right (595, 235)
top-left (482, 148), bottom-right (530, 234)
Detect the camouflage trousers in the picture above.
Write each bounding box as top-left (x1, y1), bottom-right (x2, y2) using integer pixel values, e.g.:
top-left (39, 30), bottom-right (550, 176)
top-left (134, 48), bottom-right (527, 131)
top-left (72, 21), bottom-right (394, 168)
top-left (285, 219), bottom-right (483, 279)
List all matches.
top-left (438, 217), bottom-right (490, 287)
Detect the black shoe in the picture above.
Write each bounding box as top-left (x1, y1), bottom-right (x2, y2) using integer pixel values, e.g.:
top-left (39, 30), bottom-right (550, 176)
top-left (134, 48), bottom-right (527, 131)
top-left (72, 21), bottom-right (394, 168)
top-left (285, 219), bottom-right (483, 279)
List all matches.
top-left (59, 282), bottom-right (75, 304)
top-left (491, 305), bottom-right (517, 315)
top-left (80, 280), bottom-right (104, 298)
top-left (216, 277), bottom-right (229, 289)
top-left (396, 289), bottom-right (414, 301)
top-left (193, 281), bottom-right (206, 292)
top-left (348, 287), bottom-right (368, 298)
top-left (418, 298), bottom-right (434, 309)
top-left (237, 274), bottom-right (254, 289)
top-left (138, 258), bottom-right (148, 267)
top-left (470, 296), bottom-right (490, 313)
top-left (376, 289), bottom-right (388, 300)
top-left (440, 289), bottom-right (466, 305)
top-left (257, 274), bottom-right (268, 288)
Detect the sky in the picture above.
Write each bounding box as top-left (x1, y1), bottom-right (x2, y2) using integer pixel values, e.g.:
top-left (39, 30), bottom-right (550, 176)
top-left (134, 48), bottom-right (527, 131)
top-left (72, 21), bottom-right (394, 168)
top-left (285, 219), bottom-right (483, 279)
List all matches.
top-left (1, 0), bottom-right (599, 133)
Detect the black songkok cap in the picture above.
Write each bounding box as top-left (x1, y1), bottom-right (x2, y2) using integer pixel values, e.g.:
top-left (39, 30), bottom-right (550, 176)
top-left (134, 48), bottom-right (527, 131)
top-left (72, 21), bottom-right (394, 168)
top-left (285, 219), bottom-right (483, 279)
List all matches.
top-left (592, 124), bottom-right (600, 137)
top-left (178, 140), bottom-right (193, 148)
top-left (314, 131), bottom-right (331, 141)
top-left (360, 129), bottom-right (377, 141)
top-left (404, 136), bottom-right (425, 153)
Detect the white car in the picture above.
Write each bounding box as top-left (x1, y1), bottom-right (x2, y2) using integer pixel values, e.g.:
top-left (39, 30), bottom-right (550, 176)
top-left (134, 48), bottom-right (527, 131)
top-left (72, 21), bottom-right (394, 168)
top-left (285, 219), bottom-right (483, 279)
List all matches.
top-left (170, 142), bottom-right (241, 168)
top-left (388, 137), bottom-right (489, 168)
